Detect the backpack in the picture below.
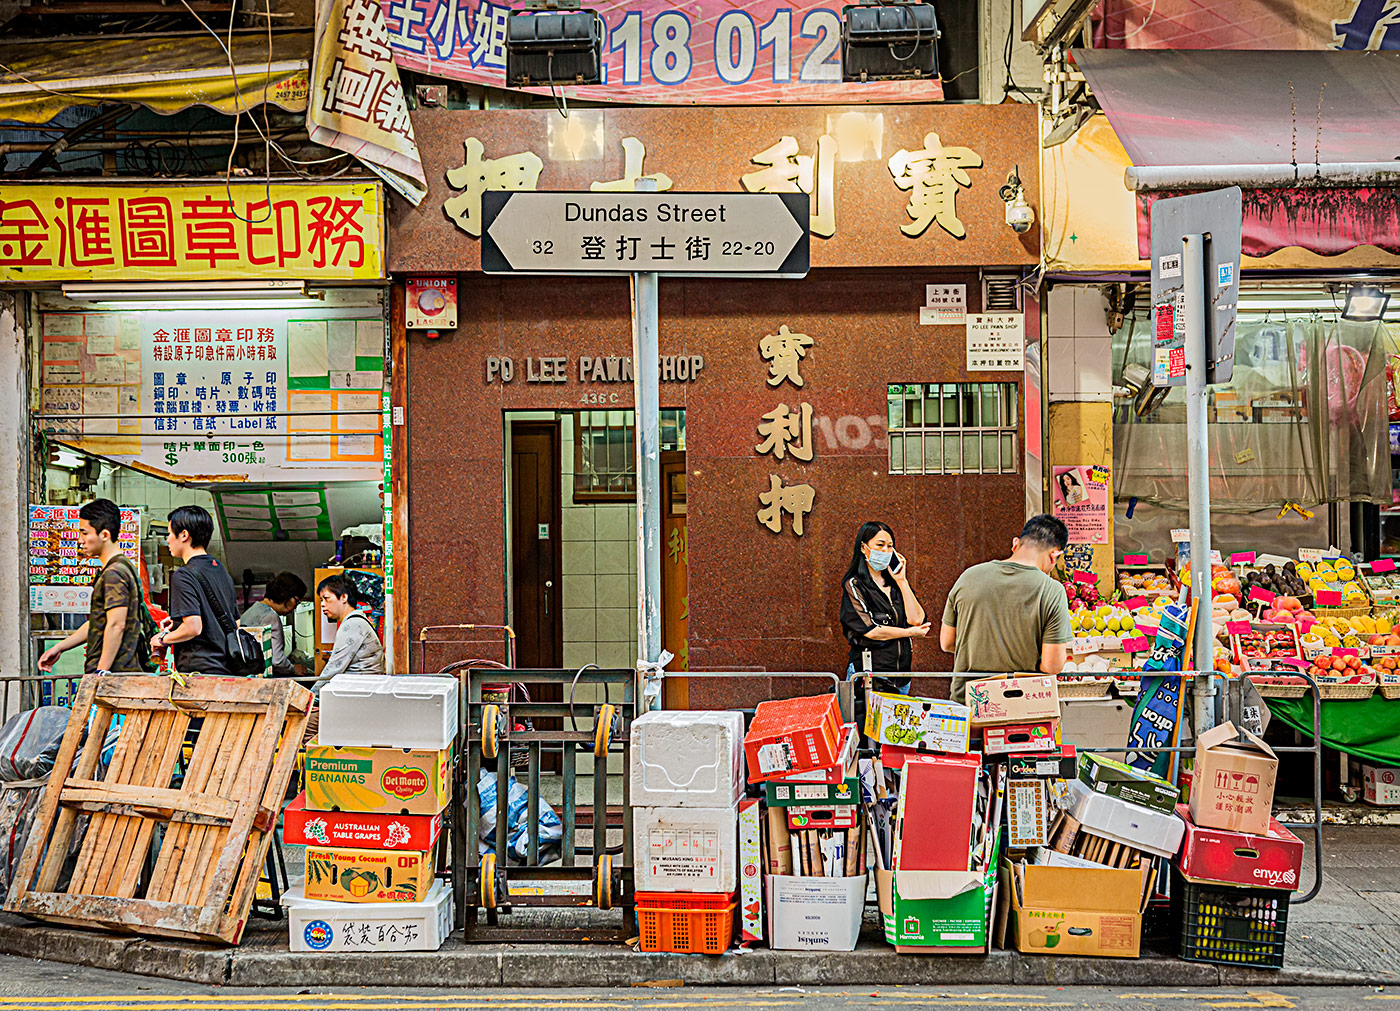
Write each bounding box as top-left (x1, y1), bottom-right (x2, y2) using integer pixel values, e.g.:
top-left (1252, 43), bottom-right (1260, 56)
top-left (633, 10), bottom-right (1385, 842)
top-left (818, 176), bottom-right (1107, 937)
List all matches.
top-left (108, 554), bottom-right (157, 673)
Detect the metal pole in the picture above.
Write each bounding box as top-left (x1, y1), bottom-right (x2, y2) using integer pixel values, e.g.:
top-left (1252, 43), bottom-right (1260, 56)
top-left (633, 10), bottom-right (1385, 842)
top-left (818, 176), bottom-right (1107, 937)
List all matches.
top-left (631, 178), bottom-right (663, 675)
top-left (1183, 232), bottom-right (1216, 734)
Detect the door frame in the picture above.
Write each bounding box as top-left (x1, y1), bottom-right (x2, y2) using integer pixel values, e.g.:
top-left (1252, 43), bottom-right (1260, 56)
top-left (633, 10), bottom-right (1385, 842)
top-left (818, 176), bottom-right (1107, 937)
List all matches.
top-left (508, 419), bottom-right (564, 668)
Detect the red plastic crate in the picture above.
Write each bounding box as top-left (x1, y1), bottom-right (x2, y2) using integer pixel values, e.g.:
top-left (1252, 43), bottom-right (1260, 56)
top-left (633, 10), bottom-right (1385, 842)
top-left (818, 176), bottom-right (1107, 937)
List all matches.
top-left (635, 890), bottom-right (737, 955)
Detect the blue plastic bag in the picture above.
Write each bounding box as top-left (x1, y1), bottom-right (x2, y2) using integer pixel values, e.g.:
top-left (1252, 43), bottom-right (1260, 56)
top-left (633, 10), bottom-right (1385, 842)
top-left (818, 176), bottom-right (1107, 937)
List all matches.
top-left (476, 769), bottom-right (563, 862)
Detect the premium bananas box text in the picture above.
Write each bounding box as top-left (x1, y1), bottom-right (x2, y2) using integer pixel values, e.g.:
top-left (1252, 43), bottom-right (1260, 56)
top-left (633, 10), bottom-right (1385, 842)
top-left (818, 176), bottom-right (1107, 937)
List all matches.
top-left (305, 745), bottom-right (451, 816)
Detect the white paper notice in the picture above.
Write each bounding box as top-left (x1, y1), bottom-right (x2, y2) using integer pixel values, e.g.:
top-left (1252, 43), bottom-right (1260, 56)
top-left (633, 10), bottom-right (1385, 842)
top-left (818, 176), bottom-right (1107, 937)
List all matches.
top-left (118, 316), bottom-right (141, 350)
top-left (288, 436), bottom-right (331, 460)
top-left (84, 314), bottom-right (118, 338)
top-left (356, 319), bottom-right (381, 357)
top-left (327, 321), bottom-right (357, 372)
top-left (349, 371), bottom-right (382, 389)
top-left (337, 392), bottom-right (380, 431)
top-left (224, 505), bottom-right (272, 520)
top-left (288, 392), bottom-right (332, 431)
top-left (119, 390), bottom-right (139, 426)
top-left (83, 387), bottom-right (118, 434)
top-left (43, 314), bottom-right (83, 337)
top-left (92, 357), bottom-right (125, 385)
top-left (124, 360), bottom-right (141, 385)
top-left (336, 434), bottom-right (375, 456)
top-left (278, 515), bottom-right (322, 530)
top-left (922, 284), bottom-right (967, 325)
top-left (221, 492), bottom-right (270, 506)
top-left (40, 386), bottom-right (81, 431)
top-left (274, 504), bottom-right (323, 518)
top-left (86, 334), bottom-right (116, 356)
top-left (42, 364), bottom-right (81, 385)
top-left (289, 321), bottom-right (329, 377)
top-left (271, 490), bottom-right (322, 506)
top-left (43, 340), bottom-right (80, 361)
top-left (225, 517), bottom-right (275, 531)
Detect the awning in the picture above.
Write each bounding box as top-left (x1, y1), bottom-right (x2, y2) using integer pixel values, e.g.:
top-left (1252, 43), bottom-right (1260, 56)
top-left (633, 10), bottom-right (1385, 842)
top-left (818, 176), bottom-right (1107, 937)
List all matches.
top-left (0, 29), bottom-right (311, 125)
top-left (1073, 49), bottom-right (1400, 259)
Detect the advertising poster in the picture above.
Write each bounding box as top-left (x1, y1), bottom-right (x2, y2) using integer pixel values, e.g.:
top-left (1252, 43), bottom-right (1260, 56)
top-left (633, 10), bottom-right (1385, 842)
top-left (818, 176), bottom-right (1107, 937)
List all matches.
top-left (1052, 464), bottom-right (1109, 543)
top-left (29, 504), bottom-right (142, 613)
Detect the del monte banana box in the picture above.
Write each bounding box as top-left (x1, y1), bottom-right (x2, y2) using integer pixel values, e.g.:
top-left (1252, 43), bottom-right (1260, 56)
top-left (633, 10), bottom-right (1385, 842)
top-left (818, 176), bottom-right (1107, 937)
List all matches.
top-left (305, 745), bottom-right (450, 816)
top-left (304, 845), bottom-right (433, 903)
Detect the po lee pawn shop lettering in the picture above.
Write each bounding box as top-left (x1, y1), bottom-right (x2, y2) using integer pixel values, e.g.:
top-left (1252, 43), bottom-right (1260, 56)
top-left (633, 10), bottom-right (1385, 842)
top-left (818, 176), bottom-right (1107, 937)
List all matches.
top-left (485, 353), bottom-right (705, 394)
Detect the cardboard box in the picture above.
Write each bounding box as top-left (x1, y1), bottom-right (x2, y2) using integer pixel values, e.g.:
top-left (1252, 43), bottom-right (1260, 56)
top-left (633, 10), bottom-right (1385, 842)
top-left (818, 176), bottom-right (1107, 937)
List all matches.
top-left (769, 725), bottom-right (856, 785)
top-left (283, 793), bottom-right (442, 851)
top-left (983, 720), bottom-right (1059, 756)
top-left (787, 805), bottom-right (859, 831)
top-left (764, 805), bottom-right (793, 875)
top-left (1004, 860), bottom-right (1151, 958)
top-left (1175, 803), bottom-right (1303, 891)
top-left (744, 695), bottom-right (844, 782)
top-left (1006, 779), bottom-right (1050, 849)
top-left (764, 774), bottom-right (859, 807)
top-left (304, 745), bottom-right (451, 816)
top-left (737, 798), bottom-right (763, 942)
top-left (318, 674), bottom-right (458, 751)
top-left (1065, 779), bottom-right (1185, 858)
top-left (864, 692), bottom-right (970, 754)
top-left (1188, 722), bottom-right (1279, 836)
top-left (1078, 753), bottom-right (1180, 814)
top-left (633, 805), bottom-right (738, 893)
top-left (1059, 698), bottom-right (1134, 751)
top-left (630, 710), bottom-right (746, 809)
top-left (1008, 747), bottom-right (1077, 780)
top-left (1363, 765), bottom-right (1400, 806)
top-left (967, 675), bottom-right (1060, 726)
top-left (765, 873), bottom-right (866, 950)
top-left (284, 879), bottom-right (453, 952)
top-left (303, 845), bottom-right (433, 903)
top-left (877, 862), bottom-right (997, 952)
top-left (895, 754), bottom-right (981, 874)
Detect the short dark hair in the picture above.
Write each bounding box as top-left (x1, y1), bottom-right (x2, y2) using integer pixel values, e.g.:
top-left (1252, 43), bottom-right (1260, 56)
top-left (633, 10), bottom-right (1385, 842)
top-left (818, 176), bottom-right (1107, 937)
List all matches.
top-left (266, 572), bottom-right (308, 604)
top-left (168, 505), bottom-right (214, 549)
top-left (1020, 514), bottom-right (1069, 552)
top-left (317, 574), bottom-right (356, 605)
top-left (78, 498), bottom-right (122, 541)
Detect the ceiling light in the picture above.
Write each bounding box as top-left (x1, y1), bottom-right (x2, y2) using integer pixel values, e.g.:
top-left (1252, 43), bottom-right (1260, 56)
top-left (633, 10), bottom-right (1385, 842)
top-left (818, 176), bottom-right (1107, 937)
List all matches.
top-left (1342, 284), bottom-right (1389, 322)
top-left (841, 2), bottom-right (940, 83)
top-left (505, 8), bottom-right (604, 88)
top-left (61, 281), bottom-right (314, 303)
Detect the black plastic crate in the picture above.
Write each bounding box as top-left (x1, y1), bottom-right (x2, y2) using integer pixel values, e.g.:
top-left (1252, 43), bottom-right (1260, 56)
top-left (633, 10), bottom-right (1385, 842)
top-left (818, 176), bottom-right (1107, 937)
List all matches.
top-left (1171, 868), bottom-right (1290, 968)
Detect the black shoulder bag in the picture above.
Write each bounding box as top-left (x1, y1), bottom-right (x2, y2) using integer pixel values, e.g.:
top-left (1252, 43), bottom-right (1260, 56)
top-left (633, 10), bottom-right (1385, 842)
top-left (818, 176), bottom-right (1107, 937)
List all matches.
top-left (186, 565), bottom-right (265, 677)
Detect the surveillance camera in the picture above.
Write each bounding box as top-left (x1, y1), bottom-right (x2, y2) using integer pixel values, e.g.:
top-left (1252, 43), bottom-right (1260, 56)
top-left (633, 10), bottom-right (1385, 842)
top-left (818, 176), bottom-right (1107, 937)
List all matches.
top-left (1005, 192), bottom-right (1035, 234)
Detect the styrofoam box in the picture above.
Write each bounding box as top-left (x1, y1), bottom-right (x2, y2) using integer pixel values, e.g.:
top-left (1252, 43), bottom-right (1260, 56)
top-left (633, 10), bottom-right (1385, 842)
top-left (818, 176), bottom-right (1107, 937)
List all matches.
top-left (1066, 778), bottom-right (1185, 858)
top-left (630, 710), bottom-right (745, 808)
top-left (766, 873), bottom-right (867, 951)
top-left (319, 674), bottom-right (458, 750)
top-left (633, 805), bottom-right (738, 893)
top-left (283, 879), bottom-right (453, 952)
top-left (1364, 765), bottom-right (1400, 806)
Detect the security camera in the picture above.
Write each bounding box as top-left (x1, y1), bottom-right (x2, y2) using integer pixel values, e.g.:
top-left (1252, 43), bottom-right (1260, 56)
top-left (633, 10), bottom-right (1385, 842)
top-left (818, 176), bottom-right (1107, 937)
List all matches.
top-left (999, 164), bottom-right (1035, 234)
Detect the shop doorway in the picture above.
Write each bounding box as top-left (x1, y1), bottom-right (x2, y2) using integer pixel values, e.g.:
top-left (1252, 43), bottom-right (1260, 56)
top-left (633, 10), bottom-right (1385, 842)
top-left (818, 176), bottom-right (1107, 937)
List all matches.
top-left (661, 450), bottom-right (689, 708)
top-left (510, 422), bottom-right (563, 668)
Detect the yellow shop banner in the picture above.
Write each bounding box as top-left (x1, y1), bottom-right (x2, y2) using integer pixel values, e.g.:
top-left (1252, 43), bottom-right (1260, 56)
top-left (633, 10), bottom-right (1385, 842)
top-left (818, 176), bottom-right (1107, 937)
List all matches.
top-left (304, 845), bottom-right (433, 903)
top-left (304, 744), bottom-right (450, 816)
top-left (0, 181), bottom-right (384, 282)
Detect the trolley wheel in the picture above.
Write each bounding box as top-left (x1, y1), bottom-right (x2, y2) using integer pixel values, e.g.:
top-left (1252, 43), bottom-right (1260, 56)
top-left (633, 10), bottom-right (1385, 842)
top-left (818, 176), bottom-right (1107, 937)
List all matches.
top-left (595, 853), bottom-right (613, 910)
top-left (594, 703), bottom-right (616, 758)
top-left (1342, 786), bottom-right (1360, 804)
top-left (482, 704), bottom-right (502, 761)
top-left (479, 852), bottom-right (498, 911)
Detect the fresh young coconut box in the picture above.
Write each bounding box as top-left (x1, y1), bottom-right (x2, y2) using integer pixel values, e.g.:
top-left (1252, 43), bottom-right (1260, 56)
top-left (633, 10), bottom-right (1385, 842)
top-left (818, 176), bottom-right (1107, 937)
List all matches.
top-left (304, 745), bottom-right (451, 816)
top-left (304, 845), bottom-right (434, 903)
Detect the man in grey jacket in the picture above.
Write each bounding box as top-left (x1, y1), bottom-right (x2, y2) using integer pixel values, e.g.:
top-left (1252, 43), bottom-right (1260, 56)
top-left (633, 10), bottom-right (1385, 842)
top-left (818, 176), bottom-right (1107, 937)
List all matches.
top-left (316, 573), bottom-right (385, 680)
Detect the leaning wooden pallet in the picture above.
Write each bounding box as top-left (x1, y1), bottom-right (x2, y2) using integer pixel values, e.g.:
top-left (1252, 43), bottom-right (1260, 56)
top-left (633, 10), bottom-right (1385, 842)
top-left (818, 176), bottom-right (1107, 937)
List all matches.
top-left (5, 674), bottom-right (311, 944)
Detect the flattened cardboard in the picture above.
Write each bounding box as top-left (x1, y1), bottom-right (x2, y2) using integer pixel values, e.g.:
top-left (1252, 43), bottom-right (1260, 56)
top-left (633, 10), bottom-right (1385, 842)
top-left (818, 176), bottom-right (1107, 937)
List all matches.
top-left (1065, 779), bottom-right (1185, 857)
top-left (967, 675), bottom-right (1060, 726)
top-left (1008, 746), bottom-right (1078, 779)
top-left (1189, 721), bottom-right (1279, 836)
top-left (765, 774), bottom-right (859, 807)
top-left (737, 798), bottom-right (764, 942)
top-left (284, 793), bottom-right (443, 850)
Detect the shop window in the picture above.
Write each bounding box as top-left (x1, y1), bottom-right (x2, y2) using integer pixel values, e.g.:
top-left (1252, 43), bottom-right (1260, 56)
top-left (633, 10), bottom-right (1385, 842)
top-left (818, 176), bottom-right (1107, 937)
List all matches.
top-left (886, 383), bottom-right (1019, 475)
top-left (574, 409), bottom-right (686, 501)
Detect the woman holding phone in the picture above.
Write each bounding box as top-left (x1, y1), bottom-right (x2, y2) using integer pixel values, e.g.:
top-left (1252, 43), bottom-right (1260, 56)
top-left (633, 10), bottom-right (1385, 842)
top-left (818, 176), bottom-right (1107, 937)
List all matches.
top-left (840, 521), bottom-right (930, 715)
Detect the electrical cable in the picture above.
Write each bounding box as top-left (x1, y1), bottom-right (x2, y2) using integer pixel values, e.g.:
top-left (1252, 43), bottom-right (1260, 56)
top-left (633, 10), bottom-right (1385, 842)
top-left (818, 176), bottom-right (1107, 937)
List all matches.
top-left (1102, 0), bottom-right (1157, 41)
top-left (1002, 2), bottom-right (1033, 102)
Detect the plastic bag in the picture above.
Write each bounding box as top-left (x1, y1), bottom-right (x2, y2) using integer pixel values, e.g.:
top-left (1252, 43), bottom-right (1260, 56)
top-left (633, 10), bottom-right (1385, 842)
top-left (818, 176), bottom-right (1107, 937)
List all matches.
top-left (476, 769), bottom-right (562, 863)
top-left (0, 707), bottom-right (71, 782)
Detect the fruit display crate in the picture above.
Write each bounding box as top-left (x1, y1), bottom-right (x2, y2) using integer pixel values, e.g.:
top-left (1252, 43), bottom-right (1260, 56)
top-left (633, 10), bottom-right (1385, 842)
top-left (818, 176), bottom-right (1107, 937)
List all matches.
top-left (635, 890), bottom-right (737, 955)
top-left (1172, 869), bottom-right (1290, 969)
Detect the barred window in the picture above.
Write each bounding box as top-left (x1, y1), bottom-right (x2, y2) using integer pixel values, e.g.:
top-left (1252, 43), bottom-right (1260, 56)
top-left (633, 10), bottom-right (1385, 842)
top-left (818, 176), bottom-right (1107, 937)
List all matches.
top-left (574, 409), bottom-right (686, 501)
top-left (886, 383), bottom-right (1019, 475)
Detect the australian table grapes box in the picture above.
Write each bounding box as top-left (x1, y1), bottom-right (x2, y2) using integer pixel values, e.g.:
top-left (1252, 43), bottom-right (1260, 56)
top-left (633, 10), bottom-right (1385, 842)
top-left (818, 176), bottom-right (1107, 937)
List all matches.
top-left (283, 792), bottom-right (443, 850)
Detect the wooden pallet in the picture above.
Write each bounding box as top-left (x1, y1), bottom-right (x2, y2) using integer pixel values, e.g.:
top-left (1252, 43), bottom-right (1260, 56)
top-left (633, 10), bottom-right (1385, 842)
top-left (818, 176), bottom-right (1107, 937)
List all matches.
top-left (5, 674), bottom-right (311, 944)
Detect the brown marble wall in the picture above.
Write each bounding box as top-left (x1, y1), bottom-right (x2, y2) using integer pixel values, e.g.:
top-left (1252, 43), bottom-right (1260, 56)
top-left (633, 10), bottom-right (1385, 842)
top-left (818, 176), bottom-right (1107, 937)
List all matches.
top-left (407, 269), bottom-right (1026, 681)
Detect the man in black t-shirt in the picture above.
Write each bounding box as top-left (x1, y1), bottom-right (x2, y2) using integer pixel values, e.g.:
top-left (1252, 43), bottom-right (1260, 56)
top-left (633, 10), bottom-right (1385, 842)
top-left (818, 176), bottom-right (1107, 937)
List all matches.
top-left (151, 505), bottom-right (238, 675)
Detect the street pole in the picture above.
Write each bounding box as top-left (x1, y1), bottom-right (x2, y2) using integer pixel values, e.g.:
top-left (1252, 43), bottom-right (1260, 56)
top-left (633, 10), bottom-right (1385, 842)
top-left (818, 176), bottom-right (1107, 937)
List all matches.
top-left (631, 177), bottom-right (663, 679)
top-left (1183, 232), bottom-right (1217, 733)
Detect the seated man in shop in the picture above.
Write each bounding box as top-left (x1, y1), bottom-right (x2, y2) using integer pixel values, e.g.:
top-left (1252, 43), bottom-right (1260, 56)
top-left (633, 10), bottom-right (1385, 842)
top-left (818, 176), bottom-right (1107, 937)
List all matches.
top-left (316, 573), bottom-right (385, 682)
top-left (240, 572), bottom-right (308, 677)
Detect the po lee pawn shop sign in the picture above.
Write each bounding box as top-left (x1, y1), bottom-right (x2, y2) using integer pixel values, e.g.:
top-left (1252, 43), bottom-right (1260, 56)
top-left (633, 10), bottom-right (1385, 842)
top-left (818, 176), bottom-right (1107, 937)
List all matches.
top-left (480, 192), bottom-right (809, 277)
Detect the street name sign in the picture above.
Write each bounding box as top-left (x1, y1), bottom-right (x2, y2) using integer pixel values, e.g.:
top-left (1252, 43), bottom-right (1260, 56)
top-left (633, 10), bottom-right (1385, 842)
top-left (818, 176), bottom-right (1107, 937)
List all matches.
top-left (481, 191), bottom-right (810, 277)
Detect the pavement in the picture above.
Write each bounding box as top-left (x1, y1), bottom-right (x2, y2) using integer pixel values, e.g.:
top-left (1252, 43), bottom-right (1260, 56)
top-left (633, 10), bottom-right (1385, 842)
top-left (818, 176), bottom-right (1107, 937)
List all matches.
top-left (0, 826), bottom-right (1396, 990)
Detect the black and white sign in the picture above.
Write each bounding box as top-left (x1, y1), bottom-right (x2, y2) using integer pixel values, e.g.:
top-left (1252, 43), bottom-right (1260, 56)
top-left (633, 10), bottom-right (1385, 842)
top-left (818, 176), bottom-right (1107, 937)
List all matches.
top-left (481, 192), bottom-right (810, 277)
top-left (966, 313), bottom-right (1025, 372)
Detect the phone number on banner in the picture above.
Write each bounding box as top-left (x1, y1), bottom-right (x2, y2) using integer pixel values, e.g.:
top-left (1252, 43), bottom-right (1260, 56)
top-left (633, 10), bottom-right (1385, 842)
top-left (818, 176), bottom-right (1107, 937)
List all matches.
top-left (382, 0), bottom-right (944, 103)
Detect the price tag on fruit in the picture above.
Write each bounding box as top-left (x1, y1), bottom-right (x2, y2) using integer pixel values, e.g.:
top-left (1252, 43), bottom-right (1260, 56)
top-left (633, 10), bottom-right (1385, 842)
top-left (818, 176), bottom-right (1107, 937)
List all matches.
top-left (1072, 570), bottom-right (1097, 584)
top-left (1332, 647), bottom-right (1360, 658)
top-left (1226, 621), bottom-right (1252, 636)
top-left (1121, 596), bottom-right (1147, 611)
top-left (1373, 558), bottom-right (1398, 574)
top-left (1316, 590), bottom-right (1344, 606)
top-left (1122, 636), bottom-right (1150, 653)
top-left (1298, 548), bottom-right (1324, 563)
top-left (1171, 529), bottom-right (1191, 543)
top-left (1123, 555), bottom-right (1149, 565)
top-left (1135, 623), bottom-right (1158, 638)
top-left (1248, 587), bottom-right (1276, 603)
top-left (1230, 552), bottom-right (1256, 565)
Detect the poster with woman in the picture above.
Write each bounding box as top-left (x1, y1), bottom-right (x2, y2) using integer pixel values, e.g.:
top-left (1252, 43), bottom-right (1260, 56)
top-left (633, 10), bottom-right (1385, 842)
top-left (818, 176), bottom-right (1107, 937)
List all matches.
top-left (1052, 465), bottom-right (1110, 543)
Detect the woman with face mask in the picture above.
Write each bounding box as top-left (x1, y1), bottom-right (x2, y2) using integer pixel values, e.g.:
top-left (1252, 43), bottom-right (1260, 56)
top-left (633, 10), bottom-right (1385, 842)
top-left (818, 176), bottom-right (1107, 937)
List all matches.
top-left (839, 520), bottom-right (931, 703)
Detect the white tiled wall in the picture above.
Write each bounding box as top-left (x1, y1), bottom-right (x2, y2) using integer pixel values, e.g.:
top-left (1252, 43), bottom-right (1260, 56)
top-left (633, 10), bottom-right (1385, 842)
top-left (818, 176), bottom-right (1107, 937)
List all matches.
top-left (1046, 284), bottom-right (1114, 403)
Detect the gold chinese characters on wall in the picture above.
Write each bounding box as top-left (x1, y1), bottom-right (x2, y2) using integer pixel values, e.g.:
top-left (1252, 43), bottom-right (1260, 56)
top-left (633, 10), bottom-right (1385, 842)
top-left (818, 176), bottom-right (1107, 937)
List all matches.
top-left (755, 324), bottom-right (816, 537)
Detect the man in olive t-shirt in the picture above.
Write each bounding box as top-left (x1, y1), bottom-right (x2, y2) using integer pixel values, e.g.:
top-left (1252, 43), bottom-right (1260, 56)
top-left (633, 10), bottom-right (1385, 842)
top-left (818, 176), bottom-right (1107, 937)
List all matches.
top-left (941, 514), bottom-right (1073, 704)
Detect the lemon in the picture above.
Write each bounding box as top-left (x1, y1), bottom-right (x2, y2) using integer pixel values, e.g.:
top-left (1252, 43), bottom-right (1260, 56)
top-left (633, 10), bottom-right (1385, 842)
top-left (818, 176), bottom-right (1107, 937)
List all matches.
top-left (1094, 616), bottom-right (1107, 631)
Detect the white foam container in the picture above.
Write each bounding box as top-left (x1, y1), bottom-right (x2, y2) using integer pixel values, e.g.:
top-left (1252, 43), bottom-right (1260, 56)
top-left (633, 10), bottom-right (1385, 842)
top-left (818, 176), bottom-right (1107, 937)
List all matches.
top-left (1065, 778), bottom-right (1185, 857)
top-left (283, 879), bottom-right (453, 952)
top-left (766, 873), bottom-right (867, 951)
top-left (633, 804), bottom-right (738, 893)
top-left (318, 674), bottom-right (458, 750)
top-left (630, 709), bottom-right (745, 808)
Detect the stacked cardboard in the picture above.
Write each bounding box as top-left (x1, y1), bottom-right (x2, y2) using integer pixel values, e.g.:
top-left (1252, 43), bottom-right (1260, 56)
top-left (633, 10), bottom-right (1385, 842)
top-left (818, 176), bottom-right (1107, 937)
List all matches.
top-left (283, 673), bottom-right (457, 953)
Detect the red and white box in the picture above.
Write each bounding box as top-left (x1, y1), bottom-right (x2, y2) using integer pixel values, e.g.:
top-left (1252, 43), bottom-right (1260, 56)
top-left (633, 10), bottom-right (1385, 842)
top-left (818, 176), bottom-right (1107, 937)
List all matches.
top-left (787, 805), bottom-right (860, 831)
top-left (283, 793), bottom-right (443, 851)
top-left (895, 753), bottom-right (982, 872)
top-left (967, 675), bottom-right (1060, 727)
top-left (1364, 765), bottom-right (1400, 806)
top-left (738, 798), bottom-right (763, 943)
top-left (982, 720), bottom-right (1060, 756)
top-left (743, 695), bottom-right (844, 782)
top-left (1175, 803), bottom-right (1304, 891)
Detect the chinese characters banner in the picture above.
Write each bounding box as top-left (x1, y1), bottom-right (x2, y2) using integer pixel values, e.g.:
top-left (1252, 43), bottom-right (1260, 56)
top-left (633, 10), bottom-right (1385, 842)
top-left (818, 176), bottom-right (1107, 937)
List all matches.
top-left (0, 182), bottom-right (384, 283)
top-left (29, 505), bottom-right (142, 614)
top-left (38, 309), bottom-right (384, 482)
top-left (380, 0), bottom-right (943, 103)
top-left (1094, 1), bottom-right (1386, 49)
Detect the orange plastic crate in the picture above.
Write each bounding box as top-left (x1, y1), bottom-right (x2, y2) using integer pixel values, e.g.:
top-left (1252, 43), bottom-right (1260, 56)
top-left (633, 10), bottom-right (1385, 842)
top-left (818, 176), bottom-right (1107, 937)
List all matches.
top-left (635, 890), bottom-right (737, 954)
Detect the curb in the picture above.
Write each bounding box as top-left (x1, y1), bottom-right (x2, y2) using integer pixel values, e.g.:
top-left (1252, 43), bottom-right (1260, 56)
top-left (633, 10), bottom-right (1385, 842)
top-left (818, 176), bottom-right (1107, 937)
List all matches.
top-left (0, 916), bottom-right (1394, 988)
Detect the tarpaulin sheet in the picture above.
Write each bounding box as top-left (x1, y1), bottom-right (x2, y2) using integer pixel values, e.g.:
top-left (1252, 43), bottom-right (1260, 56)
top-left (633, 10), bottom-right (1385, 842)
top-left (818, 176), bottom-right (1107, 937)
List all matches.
top-left (0, 30), bottom-right (311, 124)
top-left (1266, 694), bottom-right (1400, 766)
